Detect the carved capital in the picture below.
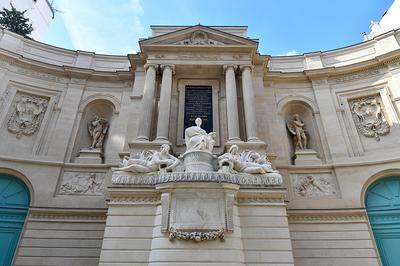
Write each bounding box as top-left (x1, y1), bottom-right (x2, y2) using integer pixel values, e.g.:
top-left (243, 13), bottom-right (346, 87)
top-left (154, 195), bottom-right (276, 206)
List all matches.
top-left (223, 64), bottom-right (237, 74)
top-left (161, 64), bottom-right (175, 74)
top-left (239, 64), bottom-right (254, 72)
top-left (144, 63), bottom-right (158, 72)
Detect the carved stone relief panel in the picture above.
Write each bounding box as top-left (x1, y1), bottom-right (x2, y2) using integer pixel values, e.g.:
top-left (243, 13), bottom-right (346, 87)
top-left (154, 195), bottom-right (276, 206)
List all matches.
top-left (292, 173), bottom-right (339, 198)
top-left (160, 189), bottom-right (234, 242)
top-left (170, 192), bottom-right (225, 230)
top-left (7, 93), bottom-right (49, 139)
top-left (349, 95), bottom-right (390, 141)
top-left (58, 171), bottom-right (105, 195)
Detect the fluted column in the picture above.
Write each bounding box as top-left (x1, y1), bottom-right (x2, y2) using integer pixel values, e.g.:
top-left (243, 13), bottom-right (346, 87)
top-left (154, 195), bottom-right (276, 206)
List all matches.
top-left (156, 64), bottom-right (174, 141)
top-left (224, 65), bottom-right (241, 141)
top-left (241, 65), bottom-right (260, 142)
top-left (136, 63), bottom-right (157, 141)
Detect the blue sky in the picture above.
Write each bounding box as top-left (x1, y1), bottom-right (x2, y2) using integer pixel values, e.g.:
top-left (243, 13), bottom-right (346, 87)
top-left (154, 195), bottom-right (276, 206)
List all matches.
top-left (42, 0), bottom-right (394, 56)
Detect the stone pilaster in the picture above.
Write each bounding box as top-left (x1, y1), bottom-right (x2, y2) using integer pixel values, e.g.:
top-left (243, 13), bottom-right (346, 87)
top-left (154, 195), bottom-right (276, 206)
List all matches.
top-left (311, 79), bottom-right (348, 159)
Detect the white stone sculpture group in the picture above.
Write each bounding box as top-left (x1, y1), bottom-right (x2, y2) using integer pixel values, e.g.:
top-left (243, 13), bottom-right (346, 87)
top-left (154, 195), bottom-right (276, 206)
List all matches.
top-left (218, 145), bottom-right (277, 174)
top-left (116, 117), bottom-right (281, 178)
top-left (118, 144), bottom-right (180, 173)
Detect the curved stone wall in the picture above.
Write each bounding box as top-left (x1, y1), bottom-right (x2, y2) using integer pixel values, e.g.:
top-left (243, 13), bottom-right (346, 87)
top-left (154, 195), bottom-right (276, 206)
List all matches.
top-left (0, 26), bottom-right (398, 265)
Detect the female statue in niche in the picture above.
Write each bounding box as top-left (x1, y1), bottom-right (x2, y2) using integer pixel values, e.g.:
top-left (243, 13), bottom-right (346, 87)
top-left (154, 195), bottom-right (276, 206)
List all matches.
top-left (287, 114), bottom-right (308, 150)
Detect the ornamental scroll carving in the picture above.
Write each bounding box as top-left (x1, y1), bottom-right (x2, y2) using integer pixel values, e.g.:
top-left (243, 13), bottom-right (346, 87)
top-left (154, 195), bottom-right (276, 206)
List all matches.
top-left (8, 94), bottom-right (49, 139)
top-left (350, 96), bottom-right (390, 141)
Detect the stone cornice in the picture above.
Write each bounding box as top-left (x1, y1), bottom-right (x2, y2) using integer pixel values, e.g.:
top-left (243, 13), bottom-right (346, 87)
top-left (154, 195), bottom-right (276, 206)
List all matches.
top-left (266, 29), bottom-right (400, 80)
top-left (0, 50), bottom-right (132, 83)
top-left (237, 188), bottom-right (287, 205)
top-left (287, 209), bottom-right (367, 223)
top-left (28, 207), bottom-right (107, 222)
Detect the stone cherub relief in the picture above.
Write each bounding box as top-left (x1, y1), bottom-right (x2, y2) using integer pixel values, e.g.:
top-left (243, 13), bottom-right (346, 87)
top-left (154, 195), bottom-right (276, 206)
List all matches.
top-left (218, 145), bottom-right (278, 175)
top-left (117, 144), bottom-right (180, 173)
top-left (350, 96), bottom-right (390, 141)
top-left (59, 172), bottom-right (105, 195)
top-left (88, 116), bottom-right (109, 149)
top-left (8, 94), bottom-right (49, 139)
top-left (286, 114), bottom-right (308, 150)
top-left (295, 175), bottom-right (336, 197)
top-left (184, 117), bottom-right (216, 153)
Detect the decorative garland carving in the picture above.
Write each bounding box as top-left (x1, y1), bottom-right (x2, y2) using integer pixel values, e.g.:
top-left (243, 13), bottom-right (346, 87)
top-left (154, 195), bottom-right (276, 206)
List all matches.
top-left (168, 227), bottom-right (224, 242)
top-left (350, 96), bottom-right (390, 141)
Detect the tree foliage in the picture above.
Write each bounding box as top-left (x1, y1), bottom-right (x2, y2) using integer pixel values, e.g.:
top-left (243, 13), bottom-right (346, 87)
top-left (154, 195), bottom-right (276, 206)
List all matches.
top-left (0, 4), bottom-right (33, 37)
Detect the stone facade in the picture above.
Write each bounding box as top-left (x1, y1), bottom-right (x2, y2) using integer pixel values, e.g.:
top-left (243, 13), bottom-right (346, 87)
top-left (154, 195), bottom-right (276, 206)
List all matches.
top-left (0, 25), bottom-right (399, 265)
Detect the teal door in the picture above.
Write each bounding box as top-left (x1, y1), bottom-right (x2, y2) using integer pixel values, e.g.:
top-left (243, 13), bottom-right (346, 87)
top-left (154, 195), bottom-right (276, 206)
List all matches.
top-left (0, 174), bottom-right (30, 266)
top-left (366, 176), bottom-right (400, 266)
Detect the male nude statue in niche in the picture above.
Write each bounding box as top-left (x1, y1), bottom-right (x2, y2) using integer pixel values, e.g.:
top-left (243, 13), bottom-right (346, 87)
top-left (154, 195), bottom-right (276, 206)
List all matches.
top-left (88, 116), bottom-right (109, 149)
top-left (287, 114), bottom-right (307, 150)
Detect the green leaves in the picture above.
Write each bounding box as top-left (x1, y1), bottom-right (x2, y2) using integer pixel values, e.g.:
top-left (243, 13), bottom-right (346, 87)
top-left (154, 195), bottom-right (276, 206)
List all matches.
top-left (0, 3), bottom-right (33, 37)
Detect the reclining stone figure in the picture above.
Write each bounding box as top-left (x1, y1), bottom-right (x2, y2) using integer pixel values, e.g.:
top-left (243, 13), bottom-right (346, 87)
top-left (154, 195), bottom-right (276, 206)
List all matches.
top-left (218, 145), bottom-right (278, 174)
top-left (117, 144), bottom-right (180, 173)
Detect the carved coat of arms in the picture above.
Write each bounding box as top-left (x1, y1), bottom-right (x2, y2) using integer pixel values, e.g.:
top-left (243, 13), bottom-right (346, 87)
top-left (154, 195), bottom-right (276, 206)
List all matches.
top-left (350, 96), bottom-right (390, 141)
top-left (8, 94), bottom-right (49, 139)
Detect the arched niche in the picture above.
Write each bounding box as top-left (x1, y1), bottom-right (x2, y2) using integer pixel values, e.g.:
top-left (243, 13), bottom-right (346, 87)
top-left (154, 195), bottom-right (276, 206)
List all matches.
top-left (278, 97), bottom-right (324, 164)
top-left (72, 98), bottom-right (115, 163)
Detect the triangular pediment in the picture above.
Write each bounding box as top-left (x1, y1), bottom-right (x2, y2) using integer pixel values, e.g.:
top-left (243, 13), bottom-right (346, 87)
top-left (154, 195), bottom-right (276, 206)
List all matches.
top-left (139, 25), bottom-right (258, 49)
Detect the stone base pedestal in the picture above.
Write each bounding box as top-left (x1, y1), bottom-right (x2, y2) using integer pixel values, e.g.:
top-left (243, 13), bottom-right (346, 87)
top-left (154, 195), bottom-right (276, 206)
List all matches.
top-left (294, 149), bottom-right (322, 166)
top-left (181, 150), bottom-right (215, 172)
top-left (75, 148), bottom-right (102, 164)
top-left (99, 182), bottom-right (294, 266)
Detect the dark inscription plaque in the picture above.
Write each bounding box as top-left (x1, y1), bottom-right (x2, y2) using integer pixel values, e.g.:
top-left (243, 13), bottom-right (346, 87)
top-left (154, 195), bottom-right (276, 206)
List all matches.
top-left (184, 86), bottom-right (213, 135)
